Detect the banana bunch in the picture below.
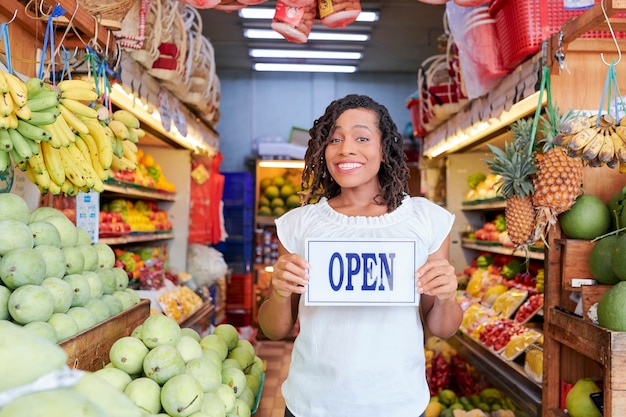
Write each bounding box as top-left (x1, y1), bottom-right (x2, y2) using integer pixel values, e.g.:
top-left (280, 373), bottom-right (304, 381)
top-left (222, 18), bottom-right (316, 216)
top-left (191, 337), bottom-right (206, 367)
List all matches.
top-left (556, 113), bottom-right (626, 171)
top-left (107, 109), bottom-right (144, 172)
top-left (0, 74), bottom-right (59, 175)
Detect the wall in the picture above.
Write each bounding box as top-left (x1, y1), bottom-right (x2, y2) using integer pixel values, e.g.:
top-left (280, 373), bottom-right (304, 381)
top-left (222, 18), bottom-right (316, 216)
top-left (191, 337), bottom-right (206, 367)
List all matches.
top-left (214, 70), bottom-right (418, 172)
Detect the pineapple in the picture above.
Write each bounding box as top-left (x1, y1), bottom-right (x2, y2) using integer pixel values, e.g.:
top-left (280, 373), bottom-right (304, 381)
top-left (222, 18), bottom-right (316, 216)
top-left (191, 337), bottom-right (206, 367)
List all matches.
top-left (534, 107), bottom-right (584, 228)
top-left (485, 118), bottom-right (539, 248)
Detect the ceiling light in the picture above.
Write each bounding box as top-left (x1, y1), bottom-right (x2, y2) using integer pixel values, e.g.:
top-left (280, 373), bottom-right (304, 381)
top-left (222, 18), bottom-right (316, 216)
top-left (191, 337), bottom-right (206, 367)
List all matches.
top-left (244, 28), bottom-right (369, 42)
top-left (253, 63), bottom-right (357, 73)
top-left (239, 8), bottom-right (378, 22)
top-left (249, 49), bottom-right (362, 59)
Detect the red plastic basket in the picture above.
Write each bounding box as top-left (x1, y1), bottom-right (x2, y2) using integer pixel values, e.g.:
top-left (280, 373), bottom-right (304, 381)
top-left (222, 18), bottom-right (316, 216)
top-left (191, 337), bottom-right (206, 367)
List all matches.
top-left (489, 0), bottom-right (625, 70)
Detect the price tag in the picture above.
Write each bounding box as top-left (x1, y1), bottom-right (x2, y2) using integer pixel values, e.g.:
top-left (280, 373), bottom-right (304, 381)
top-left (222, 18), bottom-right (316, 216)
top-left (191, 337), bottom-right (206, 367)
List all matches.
top-left (304, 238), bottom-right (418, 306)
top-left (172, 101), bottom-right (188, 137)
top-left (75, 191), bottom-right (100, 244)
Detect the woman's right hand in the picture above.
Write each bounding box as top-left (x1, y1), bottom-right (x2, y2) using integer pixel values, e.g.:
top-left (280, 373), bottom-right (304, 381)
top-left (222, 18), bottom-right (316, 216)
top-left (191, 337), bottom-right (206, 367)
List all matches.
top-left (271, 253), bottom-right (310, 299)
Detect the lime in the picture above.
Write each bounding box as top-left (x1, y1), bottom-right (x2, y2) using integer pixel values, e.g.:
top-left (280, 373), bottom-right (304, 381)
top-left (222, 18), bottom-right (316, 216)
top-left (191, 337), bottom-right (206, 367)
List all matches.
top-left (272, 176), bottom-right (286, 187)
top-left (264, 185), bottom-right (280, 201)
top-left (258, 196), bottom-right (270, 208)
top-left (260, 178), bottom-right (272, 191)
top-left (589, 235), bottom-right (621, 284)
top-left (272, 206), bottom-right (286, 217)
top-left (270, 198), bottom-right (285, 209)
top-left (258, 206), bottom-right (272, 216)
top-left (286, 194), bottom-right (301, 209)
top-left (280, 184), bottom-right (295, 199)
top-left (598, 281), bottom-right (626, 331)
top-left (559, 194), bottom-right (611, 240)
top-left (611, 233), bottom-right (626, 281)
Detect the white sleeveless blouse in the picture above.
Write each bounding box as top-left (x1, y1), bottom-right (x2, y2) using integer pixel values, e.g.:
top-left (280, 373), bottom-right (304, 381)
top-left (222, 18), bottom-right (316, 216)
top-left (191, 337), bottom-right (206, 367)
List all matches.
top-left (275, 196), bottom-right (455, 417)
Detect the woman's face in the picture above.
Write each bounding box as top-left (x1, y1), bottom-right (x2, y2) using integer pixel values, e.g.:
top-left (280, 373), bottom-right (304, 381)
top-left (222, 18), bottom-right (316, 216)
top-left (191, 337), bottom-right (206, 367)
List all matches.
top-left (324, 108), bottom-right (383, 192)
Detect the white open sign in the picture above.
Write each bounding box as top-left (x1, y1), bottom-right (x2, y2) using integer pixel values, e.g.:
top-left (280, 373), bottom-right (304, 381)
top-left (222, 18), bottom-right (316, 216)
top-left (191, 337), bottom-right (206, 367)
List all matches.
top-left (304, 238), bottom-right (419, 306)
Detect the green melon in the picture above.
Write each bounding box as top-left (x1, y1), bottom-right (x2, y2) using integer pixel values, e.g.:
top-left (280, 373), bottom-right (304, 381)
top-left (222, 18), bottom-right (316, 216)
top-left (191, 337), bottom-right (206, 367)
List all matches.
top-left (589, 235), bottom-right (621, 284)
top-left (559, 194), bottom-right (611, 240)
top-left (598, 281), bottom-right (626, 331)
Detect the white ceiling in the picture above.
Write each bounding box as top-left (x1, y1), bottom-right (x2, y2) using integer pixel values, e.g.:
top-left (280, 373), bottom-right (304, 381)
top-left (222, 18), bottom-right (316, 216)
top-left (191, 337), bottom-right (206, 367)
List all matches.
top-left (198, 1), bottom-right (448, 74)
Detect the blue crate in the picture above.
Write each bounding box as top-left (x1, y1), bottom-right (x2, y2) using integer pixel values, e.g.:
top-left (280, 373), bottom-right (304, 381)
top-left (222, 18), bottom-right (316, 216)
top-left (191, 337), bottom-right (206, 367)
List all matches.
top-left (223, 205), bottom-right (254, 240)
top-left (215, 240), bottom-right (253, 274)
top-left (222, 172), bottom-right (254, 206)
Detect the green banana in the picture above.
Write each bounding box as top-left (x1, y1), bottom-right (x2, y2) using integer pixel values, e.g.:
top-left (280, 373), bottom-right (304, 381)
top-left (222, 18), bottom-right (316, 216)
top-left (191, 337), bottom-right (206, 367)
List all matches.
top-left (0, 129), bottom-right (12, 151)
top-left (26, 91), bottom-right (60, 112)
top-left (7, 128), bottom-right (33, 160)
top-left (27, 109), bottom-right (60, 126)
top-left (16, 119), bottom-right (52, 142)
top-left (0, 150), bottom-right (9, 173)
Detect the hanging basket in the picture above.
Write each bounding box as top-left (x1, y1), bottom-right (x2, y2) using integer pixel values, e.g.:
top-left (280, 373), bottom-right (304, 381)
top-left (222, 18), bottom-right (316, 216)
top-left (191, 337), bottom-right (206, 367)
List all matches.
top-left (25, 0), bottom-right (139, 30)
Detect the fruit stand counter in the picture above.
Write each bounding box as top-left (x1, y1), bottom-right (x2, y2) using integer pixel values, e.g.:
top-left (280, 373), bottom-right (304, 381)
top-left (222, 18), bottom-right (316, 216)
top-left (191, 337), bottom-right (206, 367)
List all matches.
top-left (60, 299), bottom-right (150, 372)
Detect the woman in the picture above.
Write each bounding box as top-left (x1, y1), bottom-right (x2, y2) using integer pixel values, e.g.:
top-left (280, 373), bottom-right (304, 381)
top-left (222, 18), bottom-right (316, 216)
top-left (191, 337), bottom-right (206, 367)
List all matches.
top-left (258, 94), bottom-right (462, 417)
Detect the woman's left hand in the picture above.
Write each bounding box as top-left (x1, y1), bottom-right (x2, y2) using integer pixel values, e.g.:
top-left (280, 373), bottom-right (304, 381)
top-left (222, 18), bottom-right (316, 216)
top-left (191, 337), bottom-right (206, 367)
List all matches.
top-left (415, 258), bottom-right (458, 300)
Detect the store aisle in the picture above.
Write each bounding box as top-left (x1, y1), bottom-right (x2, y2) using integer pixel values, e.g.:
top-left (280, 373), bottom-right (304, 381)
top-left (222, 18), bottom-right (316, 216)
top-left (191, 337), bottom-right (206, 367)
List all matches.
top-left (255, 340), bottom-right (293, 417)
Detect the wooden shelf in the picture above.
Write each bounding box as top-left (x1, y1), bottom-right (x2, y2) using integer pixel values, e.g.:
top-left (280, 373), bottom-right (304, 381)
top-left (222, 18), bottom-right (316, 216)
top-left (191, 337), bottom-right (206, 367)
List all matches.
top-left (461, 241), bottom-right (545, 260)
top-left (103, 183), bottom-right (177, 201)
top-left (461, 200), bottom-right (506, 211)
top-left (99, 232), bottom-right (174, 245)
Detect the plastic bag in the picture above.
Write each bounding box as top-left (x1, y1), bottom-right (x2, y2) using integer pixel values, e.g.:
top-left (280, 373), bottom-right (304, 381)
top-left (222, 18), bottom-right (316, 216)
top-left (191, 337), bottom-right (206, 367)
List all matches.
top-left (445, 2), bottom-right (510, 99)
top-left (187, 244), bottom-right (228, 287)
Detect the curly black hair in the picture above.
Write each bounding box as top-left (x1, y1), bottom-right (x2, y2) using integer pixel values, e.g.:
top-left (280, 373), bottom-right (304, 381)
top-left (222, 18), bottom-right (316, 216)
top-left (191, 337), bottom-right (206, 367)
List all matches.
top-left (301, 94), bottom-right (409, 212)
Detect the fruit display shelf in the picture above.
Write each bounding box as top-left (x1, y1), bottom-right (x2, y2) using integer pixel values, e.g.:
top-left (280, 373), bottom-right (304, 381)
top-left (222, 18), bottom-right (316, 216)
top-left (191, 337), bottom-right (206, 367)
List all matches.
top-left (449, 331), bottom-right (542, 417)
top-left (59, 299), bottom-right (150, 372)
top-left (461, 238), bottom-right (545, 260)
top-left (103, 180), bottom-right (177, 202)
top-left (99, 232), bottom-right (175, 246)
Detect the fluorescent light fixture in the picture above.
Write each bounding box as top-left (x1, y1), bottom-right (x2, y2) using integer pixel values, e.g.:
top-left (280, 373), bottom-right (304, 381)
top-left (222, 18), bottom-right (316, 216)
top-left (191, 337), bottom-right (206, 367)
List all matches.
top-left (254, 63), bottom-right (357, 72)
top-left (239, 8), bottom-right (378, 22)
top-left (244, 28), bottom-right (369, 42)
top-left (258, 160), bottom-right (305, 168)
top-left (249, 49), bottom-right (362, 60)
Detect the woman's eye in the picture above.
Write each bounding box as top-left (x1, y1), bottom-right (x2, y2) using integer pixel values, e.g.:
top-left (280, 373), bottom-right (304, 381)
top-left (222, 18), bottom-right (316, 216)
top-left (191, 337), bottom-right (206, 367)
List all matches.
top-left (357, 136), bottom-right (369, 142)
top-left (329, 137), bottom-right (341, 143)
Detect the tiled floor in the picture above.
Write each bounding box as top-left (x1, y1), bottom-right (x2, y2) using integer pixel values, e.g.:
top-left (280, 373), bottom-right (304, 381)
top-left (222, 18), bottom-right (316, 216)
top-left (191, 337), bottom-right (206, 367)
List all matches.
top-left (254, 340), bottom-right (293, 417)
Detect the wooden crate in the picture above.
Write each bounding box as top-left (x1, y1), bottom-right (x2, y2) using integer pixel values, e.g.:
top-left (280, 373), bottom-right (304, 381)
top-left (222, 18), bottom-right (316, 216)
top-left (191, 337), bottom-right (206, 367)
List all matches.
top-left (559, 239), bottom-right (596, 291)
top-left (60, 299), bottom-right (150, 372)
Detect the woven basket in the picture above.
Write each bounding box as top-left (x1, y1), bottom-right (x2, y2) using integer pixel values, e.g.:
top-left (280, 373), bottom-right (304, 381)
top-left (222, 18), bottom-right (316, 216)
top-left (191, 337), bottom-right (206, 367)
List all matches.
top-left (27, 0), bottom-right (139, 30)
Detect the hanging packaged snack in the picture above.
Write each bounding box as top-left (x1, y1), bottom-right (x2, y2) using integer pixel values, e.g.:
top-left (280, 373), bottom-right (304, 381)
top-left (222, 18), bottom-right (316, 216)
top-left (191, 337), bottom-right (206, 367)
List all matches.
top-left (271, 0), bottom-right (317, 44)
top-left (318, 0), bottom-right (361, 29)
top-left (213, 0), bottom-right (247, 11)
top-left (282, 0), bottom-right (315, 6)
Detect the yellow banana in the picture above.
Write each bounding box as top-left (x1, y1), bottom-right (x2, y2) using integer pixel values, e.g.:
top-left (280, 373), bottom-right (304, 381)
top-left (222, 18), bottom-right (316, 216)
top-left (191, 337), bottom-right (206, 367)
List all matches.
top-left (57, 79), bottom-right (96, 93)
top-left (48, 178), bottom-right (61, 195)
top-left (41, 141), bottom-right (65, 186)
top-left (58, 146), bottom-right (86, 188)
top-left (560, 115), bottom-right (592, 135)
top-left (111, 154), bottom-right (137, 172)
top-left (58, 103), bottom-right (89, 135)
top-left (108, 119), bottom-right (130, 141)
top-left (582, 129), bottom-right (605, 161)
top-left (132, 127), bottom-right (146, 138)
top-left (122, 140), bottom-right (138, 163)
top-left (79, 133), bottom-right (107, 181)
top-left (4, 72), bottom-right (28, 108)
top-left (0, 113), bottom-right (18, 129)
top-left (14, 104), bottom-right (32, 121)
top-left (0, 129), bottom-right (12, 151)
top-left (74, 134), bottom-right (91, 162)
top-left (7, 128), bottom-right (33, 161)
top-left (568, 127), bottom-right (599, 151)
top-left (553, 132), bottom-right (575, 147)
top-left (84, 118), bottom-right (113, 169)
top-left (59, 98), bottom-right (98, 119)
top-left (0, 150), bottom-right (10, 173)
top-left (127, 126), bottom-right (138, 143)
top-left (60, 88), bottom-right (99, 102)
top-left (27, 144), bottom-right (46, 175)
top-left (0, 71), bottom-right (9, 94)
top-left (61, 178), bottom-right (77, 196)
top-left (54, 113), bottom-right (77, 145)
top-left (611, 127), bottom-right (626, 163)
top-left (66, 143), bottom-right (96, 189)
top-left (111, 109), bottom-right (140, 129)
top-left (42, 121), bottom-right (63, 149)
top-left (598, 129), bottom-right (615, 164)
top-left (0, 93), bottom-right (14, 117)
